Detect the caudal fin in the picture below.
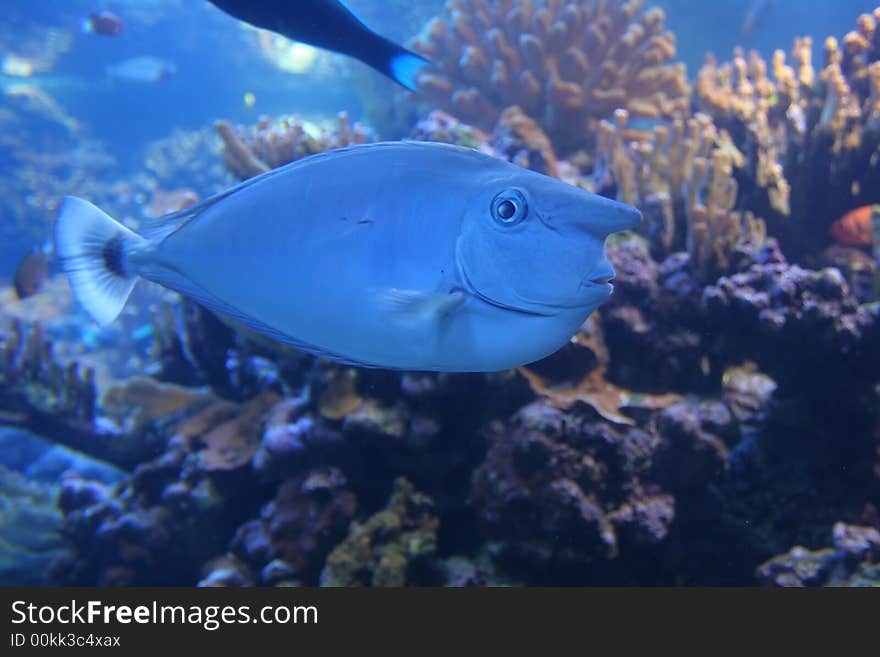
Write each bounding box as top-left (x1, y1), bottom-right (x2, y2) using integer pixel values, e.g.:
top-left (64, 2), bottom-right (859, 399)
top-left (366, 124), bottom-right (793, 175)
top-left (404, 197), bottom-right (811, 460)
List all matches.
top-left (364, 35), bottom-right (430, 92)
top-left (388, 48), bottom-right (430, 92)
top-left (54, 196), bottom-right (145, 325)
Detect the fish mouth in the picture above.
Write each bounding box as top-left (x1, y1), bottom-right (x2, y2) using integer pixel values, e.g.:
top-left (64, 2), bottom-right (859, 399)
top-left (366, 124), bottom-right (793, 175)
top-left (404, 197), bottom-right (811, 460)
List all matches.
top-left (581, 252), bottom-right (617, 290)
top-left (456, 253), bottom-right (592, 317)
top-left (581, 267), bottom-right (615, 291)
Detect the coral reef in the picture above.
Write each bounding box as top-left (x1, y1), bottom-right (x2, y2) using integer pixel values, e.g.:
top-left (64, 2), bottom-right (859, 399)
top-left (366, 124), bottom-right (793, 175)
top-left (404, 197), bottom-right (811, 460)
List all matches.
top-left (592, 109), bottom-right (768, 282)
top-left (143, 127), bottom-right (230, 198)
top-left (0, 320), bottom-right (116, 459)
top-left (0, 86), bottom-right (114, 256)
top-left (0, 465), bottom-right (68, 585)
top-left (321, 478), bottom-right (438, 586)
top-left (222, 467), bottom-right (357, 586)
top-left (467, 302), bottom-right (749, 582)
top-left (411, 0), bottom-right (689, 152)
top-left (757, 521), bottom-right (880, 586)
top-left (49, 391), bottom-right (280, 586)
top-left (216, 112), bottom-right (375, 180)
top-left (3, 1), bottom-right (879, 590)
top-left (694, 10), bottom-right (880, 257)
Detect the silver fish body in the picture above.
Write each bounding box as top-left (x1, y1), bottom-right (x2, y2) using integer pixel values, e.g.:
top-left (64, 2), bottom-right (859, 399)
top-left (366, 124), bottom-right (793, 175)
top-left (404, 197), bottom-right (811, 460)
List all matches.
top-left (55, 141), bottom-right (640, 372)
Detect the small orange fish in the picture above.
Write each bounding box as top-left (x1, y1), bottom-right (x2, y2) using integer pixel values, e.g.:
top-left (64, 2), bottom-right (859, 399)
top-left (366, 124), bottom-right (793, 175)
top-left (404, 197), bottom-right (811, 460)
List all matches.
top-left (829, 205), bottom-right (875, 247)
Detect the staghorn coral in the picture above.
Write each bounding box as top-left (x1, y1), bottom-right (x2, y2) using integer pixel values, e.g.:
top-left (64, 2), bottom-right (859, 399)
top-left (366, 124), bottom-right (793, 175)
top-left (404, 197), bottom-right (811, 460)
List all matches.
top-left (490, 105), bottom-right (559, 177)
top-left (216, 112), bottom-right (375, 180)
top-left (684, 150), bottom-right (767, 283)
top-left (411, 0), bottom-right (688, 153)
top-left (0, 320), bottom-right (95, 424)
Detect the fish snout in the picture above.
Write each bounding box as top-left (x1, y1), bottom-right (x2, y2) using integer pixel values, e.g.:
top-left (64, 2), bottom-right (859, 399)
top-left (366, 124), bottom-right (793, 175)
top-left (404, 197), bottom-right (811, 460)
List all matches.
top-left (587, 196), bottom-right (642, 237)
top-left (555, 189), bottom-right (642, 238)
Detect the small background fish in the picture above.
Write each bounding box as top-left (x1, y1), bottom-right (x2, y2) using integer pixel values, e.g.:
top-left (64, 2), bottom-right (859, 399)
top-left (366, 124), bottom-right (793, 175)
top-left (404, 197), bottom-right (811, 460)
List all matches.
top-left (12, 250), bottom-right (50, 300)
top-left (107, 56), bottom-right (176, 83)
top-left (829, 205), bottom-right (876, 246)
top-left (81, 11), bottom-right (124, 37)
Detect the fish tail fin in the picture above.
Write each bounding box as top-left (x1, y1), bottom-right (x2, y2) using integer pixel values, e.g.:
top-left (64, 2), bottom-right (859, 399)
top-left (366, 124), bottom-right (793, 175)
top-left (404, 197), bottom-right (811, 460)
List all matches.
top-left (54, 196), bottom-right (146, 326)
top-left (365, 36), bottom-right (430, 92)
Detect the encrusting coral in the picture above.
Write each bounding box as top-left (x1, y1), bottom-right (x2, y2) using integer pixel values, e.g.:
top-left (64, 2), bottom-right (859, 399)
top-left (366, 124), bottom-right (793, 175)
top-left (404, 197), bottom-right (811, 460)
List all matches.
top-left (320, 477), bottom-right (438, 587)
top-left (757, 521), bottom-right (880, 586)
top-left (411, 0), bottom-right (689, 152)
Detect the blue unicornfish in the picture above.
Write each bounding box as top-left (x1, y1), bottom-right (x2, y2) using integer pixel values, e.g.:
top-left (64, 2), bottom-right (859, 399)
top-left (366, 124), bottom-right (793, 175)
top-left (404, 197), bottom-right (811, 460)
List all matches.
top-left (54, 142), bottom-right (641, 372)
top-left (206, 0), bottom-right (430, 91)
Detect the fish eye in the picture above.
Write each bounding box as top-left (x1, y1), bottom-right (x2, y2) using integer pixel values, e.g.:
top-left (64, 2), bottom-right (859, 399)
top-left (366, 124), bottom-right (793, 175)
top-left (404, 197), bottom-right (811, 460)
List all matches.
top-left (491, 189), bottom-right (528, 226)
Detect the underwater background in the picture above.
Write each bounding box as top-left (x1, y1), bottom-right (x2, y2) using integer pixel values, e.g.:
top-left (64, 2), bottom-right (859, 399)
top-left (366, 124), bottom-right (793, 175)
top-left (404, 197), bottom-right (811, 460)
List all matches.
top-left (1, 0), bottom-right (879, 586)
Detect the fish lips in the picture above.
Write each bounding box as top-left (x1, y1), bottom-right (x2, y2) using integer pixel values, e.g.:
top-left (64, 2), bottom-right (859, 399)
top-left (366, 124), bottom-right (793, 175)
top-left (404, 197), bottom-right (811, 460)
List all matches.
top-left (580, 263), bottom-right (616, 294)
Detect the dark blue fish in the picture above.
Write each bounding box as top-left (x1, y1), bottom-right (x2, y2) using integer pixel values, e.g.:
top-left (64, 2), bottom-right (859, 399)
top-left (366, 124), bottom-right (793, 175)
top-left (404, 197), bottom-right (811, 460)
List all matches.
top-left (206, 0), bottom-right (429, 91)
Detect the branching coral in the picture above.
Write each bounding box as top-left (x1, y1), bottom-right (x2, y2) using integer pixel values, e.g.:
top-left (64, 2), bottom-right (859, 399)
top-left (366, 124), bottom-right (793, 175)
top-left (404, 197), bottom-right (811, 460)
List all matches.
top-left (593, 108), bottom-right (767, 281)
top-left (694, 9), bottom-right (880, 256)
top-left (411, 0), bottom-right (689, 153)
top-left (685, 151), bottom-right (767, 282)
top-left (216, 112), bottom-right (375, 180)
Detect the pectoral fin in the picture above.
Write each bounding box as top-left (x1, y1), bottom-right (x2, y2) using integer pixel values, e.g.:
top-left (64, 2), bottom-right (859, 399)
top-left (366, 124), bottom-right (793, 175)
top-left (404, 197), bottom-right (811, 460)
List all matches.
top-left (375, 288), bottom-right (466, 327)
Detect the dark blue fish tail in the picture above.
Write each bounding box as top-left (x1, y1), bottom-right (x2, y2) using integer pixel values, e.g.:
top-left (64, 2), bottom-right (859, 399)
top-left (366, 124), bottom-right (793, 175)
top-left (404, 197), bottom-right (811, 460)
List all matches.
top-left (361, 35), bottom-right (430, 92)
